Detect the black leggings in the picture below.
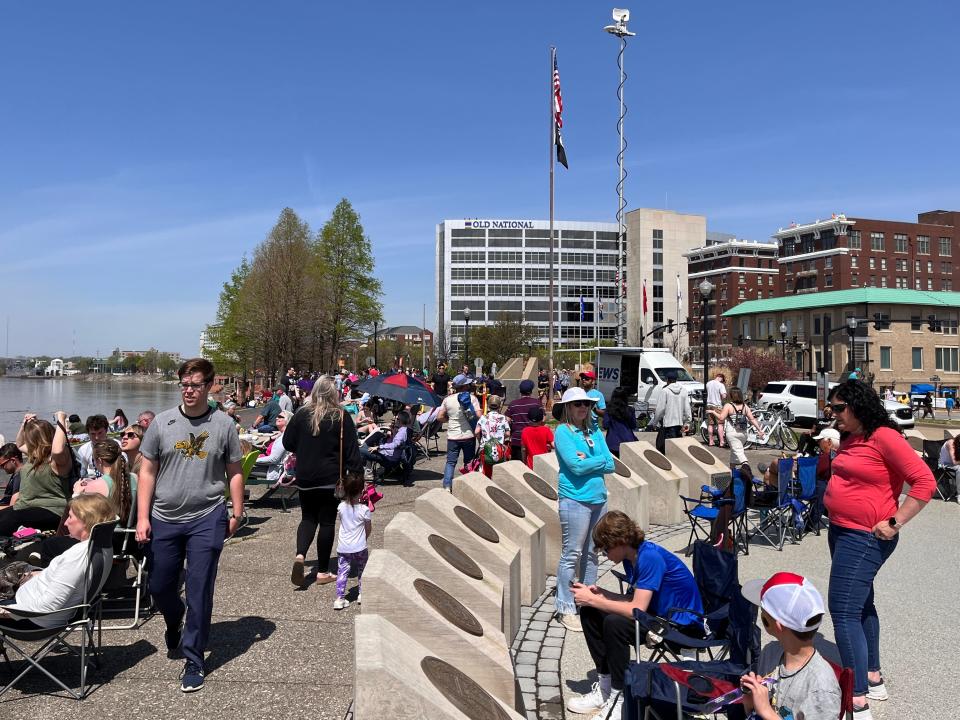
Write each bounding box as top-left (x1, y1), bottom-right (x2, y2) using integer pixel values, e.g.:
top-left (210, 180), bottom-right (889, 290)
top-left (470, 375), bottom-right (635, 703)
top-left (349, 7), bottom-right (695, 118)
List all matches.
top-left (0, 507), bottom-right (61, 537)
top-left (296, 488), bottom-right (340, 572)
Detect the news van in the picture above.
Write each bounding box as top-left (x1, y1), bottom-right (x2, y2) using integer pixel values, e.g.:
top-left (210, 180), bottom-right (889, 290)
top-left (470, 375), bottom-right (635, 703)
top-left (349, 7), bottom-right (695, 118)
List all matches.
top-left (566, 347), bottom-right (701, 414)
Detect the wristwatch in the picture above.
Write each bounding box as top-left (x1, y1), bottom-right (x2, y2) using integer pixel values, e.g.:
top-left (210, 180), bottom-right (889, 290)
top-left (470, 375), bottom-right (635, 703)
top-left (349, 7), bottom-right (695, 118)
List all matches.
top-left (887, 517), bottom-right (903, 530)
top-left (229, 511), bottom-right (246, 521)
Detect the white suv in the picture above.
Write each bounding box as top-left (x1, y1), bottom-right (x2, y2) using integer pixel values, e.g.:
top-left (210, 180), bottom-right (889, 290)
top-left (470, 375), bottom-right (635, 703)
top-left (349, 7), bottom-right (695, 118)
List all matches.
top-left (758, 380), bottom-right (915, 430)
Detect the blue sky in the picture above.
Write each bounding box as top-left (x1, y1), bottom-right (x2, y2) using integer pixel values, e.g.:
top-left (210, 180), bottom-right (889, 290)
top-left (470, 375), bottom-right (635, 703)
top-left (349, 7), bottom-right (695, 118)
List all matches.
top-left (3, 1), bottom-right (958, 358)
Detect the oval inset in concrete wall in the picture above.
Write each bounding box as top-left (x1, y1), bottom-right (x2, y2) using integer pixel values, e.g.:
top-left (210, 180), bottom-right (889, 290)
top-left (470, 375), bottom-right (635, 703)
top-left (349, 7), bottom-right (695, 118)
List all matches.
top-left (486, 486), bottom-right (526, 518)
top-left (420, 656), bottom-right (511, 720)
top-left (689, 445), bottom-right (717, 465)
top-left (414, 579), bottom-right (484, 637)
top-left (454, 505), bottom-right (500, 543)
top-left (612, 457), bottom-right (631, 477)
top-left (523, 472), bottom-right (558, 501)
top-left (643, 448), bottom-right (673, 472)
top-left (428, 534), bottom-right (484, 580)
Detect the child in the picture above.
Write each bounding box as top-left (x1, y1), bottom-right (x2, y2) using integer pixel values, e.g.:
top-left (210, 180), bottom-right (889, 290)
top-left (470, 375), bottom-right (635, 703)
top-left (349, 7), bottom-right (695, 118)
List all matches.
top-left (739, 573), bottom-right (841, 720)
top-left (333, 472), bottom-right (372, 610)
top-left (520, 406), bottom-right (554, 469)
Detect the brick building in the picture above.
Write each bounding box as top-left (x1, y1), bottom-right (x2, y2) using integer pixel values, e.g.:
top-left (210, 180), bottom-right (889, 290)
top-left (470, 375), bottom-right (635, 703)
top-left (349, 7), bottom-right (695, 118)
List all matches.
top-left (685, 237), bottom-right (779, 364)
top-left (774, 210), bottom-right (959, 296)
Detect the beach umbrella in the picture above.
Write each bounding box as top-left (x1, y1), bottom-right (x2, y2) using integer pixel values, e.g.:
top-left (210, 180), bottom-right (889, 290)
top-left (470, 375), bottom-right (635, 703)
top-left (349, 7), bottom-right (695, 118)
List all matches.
top-left (356, 371), bottom-right (443, 407)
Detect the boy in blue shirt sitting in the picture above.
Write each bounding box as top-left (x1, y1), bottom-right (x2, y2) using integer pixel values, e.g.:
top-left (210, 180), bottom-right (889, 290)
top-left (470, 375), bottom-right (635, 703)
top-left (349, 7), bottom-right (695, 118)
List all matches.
top-left (566, 510), bottom-right (704, 719)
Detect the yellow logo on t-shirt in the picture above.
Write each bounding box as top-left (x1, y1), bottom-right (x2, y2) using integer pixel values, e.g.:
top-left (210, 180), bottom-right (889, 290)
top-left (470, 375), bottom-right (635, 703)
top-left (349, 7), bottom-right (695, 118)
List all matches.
top-left (175, 431), bottom-right (210, 460)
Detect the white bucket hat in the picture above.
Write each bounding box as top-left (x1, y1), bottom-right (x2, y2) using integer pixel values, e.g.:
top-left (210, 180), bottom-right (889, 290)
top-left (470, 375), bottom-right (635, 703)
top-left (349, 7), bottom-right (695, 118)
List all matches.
top-left (552, 387), bottom-right (598, 421)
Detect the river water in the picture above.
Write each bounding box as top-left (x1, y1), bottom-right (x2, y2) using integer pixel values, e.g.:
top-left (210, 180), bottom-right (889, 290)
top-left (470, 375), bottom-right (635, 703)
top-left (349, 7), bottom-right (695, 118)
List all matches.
top-left (0, 377), bottom-right (183, 441)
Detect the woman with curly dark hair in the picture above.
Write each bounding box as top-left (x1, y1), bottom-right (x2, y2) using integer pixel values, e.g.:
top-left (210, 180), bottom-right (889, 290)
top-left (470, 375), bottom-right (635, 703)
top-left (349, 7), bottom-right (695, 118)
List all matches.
top-left (825, 380), bottom-right (935, 717)
top-left (602, 387), bottom-right (638, 457)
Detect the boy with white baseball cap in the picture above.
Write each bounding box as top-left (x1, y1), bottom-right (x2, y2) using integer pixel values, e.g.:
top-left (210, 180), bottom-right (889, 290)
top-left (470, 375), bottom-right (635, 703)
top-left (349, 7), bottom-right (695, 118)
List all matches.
top-left (740, 572), bottom-right (842, 720)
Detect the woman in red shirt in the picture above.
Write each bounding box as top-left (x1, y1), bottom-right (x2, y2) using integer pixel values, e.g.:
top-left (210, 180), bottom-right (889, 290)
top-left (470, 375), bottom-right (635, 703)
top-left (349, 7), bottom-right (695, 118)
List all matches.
top-left (825, 380), bottom-right (935, 717)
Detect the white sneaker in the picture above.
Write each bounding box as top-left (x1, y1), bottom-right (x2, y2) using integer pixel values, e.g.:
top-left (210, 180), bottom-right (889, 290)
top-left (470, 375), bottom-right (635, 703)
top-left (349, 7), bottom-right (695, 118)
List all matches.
top-left (591, 690), bottom-right (622, 719)
top-left (333, 597), bottom-right (349, 610)
top-left (852, 703), bottom-right (873, 720)
top-left (566, 682), bottom-right (608, 714)
top-left (867, 678), bottom-right (888, 701)
top-left (559, 613), bottom-right (583, 632)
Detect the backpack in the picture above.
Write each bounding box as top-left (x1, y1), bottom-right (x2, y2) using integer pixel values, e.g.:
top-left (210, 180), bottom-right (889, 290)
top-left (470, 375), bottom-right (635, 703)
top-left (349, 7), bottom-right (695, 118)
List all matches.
top-left (483, 440), bottom-right (509, 466)
top-left (458, 391), bottom-right (479, 431)
top-left (731, 404), bottom-right (749, 432)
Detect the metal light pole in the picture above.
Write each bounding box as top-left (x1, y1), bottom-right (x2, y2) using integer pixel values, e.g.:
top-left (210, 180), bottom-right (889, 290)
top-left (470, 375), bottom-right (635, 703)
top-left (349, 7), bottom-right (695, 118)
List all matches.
top-left (846, 316), bottom-right (858, 374)
top-left (464, 307), bottom-right (471, 369)
top-left (780, 322), bottom-right (787, 362)
top-left (373, 320), bottom-right (378, 370)
top-left (604, 9), bottom-right (635, 347)
top-left (699, 279), bottom-right (714, 401)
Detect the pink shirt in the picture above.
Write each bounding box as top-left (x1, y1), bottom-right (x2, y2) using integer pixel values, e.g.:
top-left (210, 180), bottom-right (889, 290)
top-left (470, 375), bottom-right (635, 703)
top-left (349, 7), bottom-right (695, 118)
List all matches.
top-left (824, 426), bottom-right (936, 532)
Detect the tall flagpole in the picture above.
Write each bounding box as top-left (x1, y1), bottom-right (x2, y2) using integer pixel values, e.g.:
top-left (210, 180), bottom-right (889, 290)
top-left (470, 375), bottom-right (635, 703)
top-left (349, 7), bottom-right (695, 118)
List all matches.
top-left (548, 46), bottom-right (556, 383)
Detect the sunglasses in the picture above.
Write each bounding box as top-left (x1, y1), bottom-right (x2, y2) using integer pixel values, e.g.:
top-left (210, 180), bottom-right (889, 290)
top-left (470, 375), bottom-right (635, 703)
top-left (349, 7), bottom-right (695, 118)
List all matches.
top-left (570, 400), bottom-right (593, 408)
top-left (830, 403), bottom-right (848, 413)
top-left (121, 432), bottom-right (141, 439)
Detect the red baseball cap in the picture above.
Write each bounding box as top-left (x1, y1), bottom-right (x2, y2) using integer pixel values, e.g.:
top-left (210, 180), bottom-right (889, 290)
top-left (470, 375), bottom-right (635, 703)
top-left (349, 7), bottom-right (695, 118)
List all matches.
top-left (580, 370), bottom-right (597, 379)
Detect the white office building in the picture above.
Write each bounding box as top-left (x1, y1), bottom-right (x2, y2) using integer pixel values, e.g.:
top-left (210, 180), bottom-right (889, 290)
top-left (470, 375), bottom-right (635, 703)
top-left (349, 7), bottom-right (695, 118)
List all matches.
top-left (435, 219), bottom-right (621, 357)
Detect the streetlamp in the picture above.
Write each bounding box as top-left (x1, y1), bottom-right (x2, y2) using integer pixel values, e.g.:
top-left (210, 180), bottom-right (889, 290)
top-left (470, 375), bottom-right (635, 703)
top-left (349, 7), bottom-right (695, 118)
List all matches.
top-left (463, 307), bottom-right (471, 370)
top-left (846, 316), bottom-right (858, 374)
top-left (698, 279), bottom-right (714, 402)
top-left (373, 320), bottom-right (378, 370)
top-left (779, 322), bottom-right (788, 362)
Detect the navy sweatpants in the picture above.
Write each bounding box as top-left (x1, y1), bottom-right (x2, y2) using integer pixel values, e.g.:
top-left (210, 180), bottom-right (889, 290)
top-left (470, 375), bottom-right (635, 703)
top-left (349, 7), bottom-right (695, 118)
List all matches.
top-left (148, 505), bottom-right (227, 668)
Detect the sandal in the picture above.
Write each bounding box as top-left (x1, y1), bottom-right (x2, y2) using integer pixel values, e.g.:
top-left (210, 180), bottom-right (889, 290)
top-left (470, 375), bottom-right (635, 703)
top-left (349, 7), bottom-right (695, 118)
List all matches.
top-left (315, 572), bottom-right (336, 585)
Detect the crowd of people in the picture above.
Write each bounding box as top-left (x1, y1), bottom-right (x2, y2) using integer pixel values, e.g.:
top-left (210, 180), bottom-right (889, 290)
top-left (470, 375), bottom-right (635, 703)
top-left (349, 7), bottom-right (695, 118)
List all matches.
top-left (0, 355), bottom-right (944, 716)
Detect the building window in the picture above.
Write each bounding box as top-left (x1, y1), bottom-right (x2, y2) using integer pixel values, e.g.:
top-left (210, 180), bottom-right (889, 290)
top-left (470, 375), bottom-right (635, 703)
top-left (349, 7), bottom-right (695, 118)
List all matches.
top-left (739, 289), bottom-right (745, 299)
top-left (850, 256), bottom-right (858, 268)
top-left (880, 347), bottom-right (892, 370)
top-left (917, 235), bottom-right (930, 254)
top-left (928, 279), bottom-right (934, 290)
top-left (768, 275), bottom-right (774, 285)
top-left (850, 273), bottom-right (858, 285)
top-left (653, 229), bottom-right (663, 240)
top-left (880, 258), bottom-right (887, 270)
top-left (911, 315), bottom-right (922, 331)
top-left (944, 279), bottom-right (954, 291)
top-left (928, 260), bottom-right (934, 274)
top-left (869, 257), bottom-right (876, 269)
top-left (870, 232), bottom-right (884, 251)
top-left (936, 347), bottom-right (960, 373)
top-left (825, 256), bottom-right (833, 269)
top-left (869, 276), bottom-right (876, 287)
top-left (916, 278), bottom-right (922, 289)
top-left (915, 260), bottom-right (921, 273)
top-left (849, 230), bottom-right (861, 249)
top-left (894, 234), bottom-right (908, 253)
top-left (826, 274), bottom-right (833, 287)
top-left (881, 276), bottom-right (888, 287)
top-left (940, 237), bottom-right (952, 256)
top-left (912, 347), bottom-right (923, 370)
top-left (738, 272), bottom-right (745, 284)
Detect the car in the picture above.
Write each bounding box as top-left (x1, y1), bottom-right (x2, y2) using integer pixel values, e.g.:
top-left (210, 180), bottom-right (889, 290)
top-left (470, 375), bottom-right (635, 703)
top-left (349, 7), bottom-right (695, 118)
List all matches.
top-left (757, 380), bottom-right (915, 430)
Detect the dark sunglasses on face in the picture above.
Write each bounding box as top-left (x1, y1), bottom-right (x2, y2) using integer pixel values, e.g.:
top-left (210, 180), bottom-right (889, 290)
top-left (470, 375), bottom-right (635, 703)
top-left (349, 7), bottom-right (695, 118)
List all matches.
top-left (121, 432), bottom-right (140, 439)
top-left (570, 400), bottom-right (592, 408)
top-left (830, 403), bottom-right (848, 413)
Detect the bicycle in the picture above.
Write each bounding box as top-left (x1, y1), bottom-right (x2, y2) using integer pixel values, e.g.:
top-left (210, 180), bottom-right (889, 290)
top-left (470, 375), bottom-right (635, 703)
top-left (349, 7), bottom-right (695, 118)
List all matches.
top-left (745, 401), bottom-right (799, 451)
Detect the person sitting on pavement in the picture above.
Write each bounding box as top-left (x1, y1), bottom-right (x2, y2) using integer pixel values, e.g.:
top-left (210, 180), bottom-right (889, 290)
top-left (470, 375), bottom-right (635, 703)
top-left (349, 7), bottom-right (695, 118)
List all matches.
top-left (505, 378), bottom-right (541, 464)
top-left (251, 391), bottom-right (283, 433)
top-left (77, 414), bottom-right (116, 478)
top-left (565, 510), bottom-right (704, 719)
top-left (0, 443), bottom-right (24, 511)
top-left (0, 494), bottom-right (116, 630)
top-left (360, 410), bottom-right (411, 484)
top-left (739, 573), bottom-right (841, 720)
top-left (651, 370), bottom-right (691, 455)
top-left (937, 434), bottom-right (960, 501)
top-left (0, 414), bottom-right (73, 537)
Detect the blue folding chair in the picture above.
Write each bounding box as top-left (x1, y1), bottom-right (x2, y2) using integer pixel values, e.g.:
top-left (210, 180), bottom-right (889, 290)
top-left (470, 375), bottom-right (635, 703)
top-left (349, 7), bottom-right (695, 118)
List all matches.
top-left (748, 456), bottom-right (793, 550)
top-left (792, 456), bottom-right (820, 537)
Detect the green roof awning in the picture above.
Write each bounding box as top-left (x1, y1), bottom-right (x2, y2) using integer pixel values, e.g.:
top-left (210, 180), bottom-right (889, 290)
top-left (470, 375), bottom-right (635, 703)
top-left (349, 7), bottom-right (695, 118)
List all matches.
top-left (722, 288), bottom-right (960, 317)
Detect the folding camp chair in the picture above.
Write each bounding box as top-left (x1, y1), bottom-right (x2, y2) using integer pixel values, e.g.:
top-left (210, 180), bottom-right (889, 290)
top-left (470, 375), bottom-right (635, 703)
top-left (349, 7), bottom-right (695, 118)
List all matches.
top-left (792, 456), bottom-right (820, 538)
top-left (631, 540), bottom-right (758, 666)
top-left (623, 658), bottom-right (752, 720)
top-left (748, 457), bottom-right (794, 550)
top-left (679, 471), bottom-right (749, 556)
top-left (97, 503), bottom-right (152, 631)
top-left (0, 519), bottom-right (118, 699)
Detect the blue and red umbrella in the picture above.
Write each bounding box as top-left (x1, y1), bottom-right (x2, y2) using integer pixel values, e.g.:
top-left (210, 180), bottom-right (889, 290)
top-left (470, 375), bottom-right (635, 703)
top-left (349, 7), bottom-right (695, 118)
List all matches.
top-left (357, 371), bottom-right (443, 407)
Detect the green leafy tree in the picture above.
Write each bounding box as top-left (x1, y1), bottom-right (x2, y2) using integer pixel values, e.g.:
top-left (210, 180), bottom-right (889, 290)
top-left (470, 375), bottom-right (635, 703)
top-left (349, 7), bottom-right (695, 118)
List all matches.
top-left (122, 354), bottom-right (141, 374)
top-left (141, 348), bottom-right (159, 374)
top-left (315, 199), bottom-right (383, 370)
top-left (157, 353), bottom-right (178, 377)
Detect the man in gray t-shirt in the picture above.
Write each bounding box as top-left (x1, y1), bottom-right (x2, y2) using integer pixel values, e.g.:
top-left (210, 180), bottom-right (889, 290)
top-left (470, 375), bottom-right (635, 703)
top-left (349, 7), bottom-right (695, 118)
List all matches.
top-left (136, 358), bottom-right (243, 694)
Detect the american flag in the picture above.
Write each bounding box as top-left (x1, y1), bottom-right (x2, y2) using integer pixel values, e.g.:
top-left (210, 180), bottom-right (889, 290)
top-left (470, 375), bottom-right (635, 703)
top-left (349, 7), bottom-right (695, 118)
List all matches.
top-left (553, 55), bottom-right (568, 169)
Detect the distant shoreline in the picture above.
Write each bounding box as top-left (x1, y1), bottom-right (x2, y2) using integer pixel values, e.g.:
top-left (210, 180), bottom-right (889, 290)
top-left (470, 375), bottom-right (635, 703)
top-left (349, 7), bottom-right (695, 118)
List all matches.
top-left (2, 373), bottom-right (177, 386)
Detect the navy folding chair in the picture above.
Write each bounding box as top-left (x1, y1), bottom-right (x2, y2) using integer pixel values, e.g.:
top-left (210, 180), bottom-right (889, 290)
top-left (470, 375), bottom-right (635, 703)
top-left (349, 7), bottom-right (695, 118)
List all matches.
top-left (792, 456), bottom-right (819, 537)
top-left (748, 456), bottom-right (793, 550)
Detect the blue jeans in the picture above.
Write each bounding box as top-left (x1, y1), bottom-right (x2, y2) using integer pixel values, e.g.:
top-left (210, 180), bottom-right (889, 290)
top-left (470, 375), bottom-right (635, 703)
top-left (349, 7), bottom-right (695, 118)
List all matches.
top-left (828, 524), bottom-right (899, 696)
top-left (555, 497), bottom-right (607, 615)
top-left (443, 437), bottom-right (476, 488)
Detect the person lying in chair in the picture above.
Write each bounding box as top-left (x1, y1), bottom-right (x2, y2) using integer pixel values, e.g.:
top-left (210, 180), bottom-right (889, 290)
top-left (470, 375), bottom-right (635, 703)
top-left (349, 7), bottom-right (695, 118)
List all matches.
top-left (0, 494), bottom-right (115, 629)
top-left (359, 411), bottom-right (411, 480)
top-left (565, 510), bottom-right (704, 720)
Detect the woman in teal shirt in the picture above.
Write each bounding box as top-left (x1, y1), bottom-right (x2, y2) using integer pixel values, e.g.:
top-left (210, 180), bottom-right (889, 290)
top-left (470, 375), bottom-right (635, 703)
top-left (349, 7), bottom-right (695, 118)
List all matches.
top-left (552, 387), bottom-right (614, 631)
